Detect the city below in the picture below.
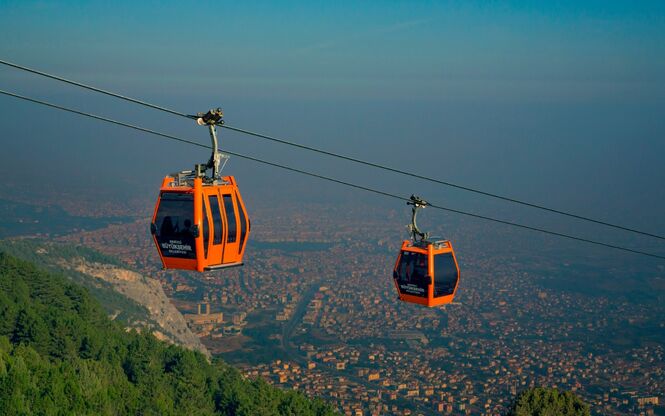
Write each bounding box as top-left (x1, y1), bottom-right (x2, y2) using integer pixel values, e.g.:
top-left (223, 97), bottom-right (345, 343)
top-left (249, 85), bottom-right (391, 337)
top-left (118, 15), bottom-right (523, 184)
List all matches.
top-left (25, 193), bottom-right (659, 416)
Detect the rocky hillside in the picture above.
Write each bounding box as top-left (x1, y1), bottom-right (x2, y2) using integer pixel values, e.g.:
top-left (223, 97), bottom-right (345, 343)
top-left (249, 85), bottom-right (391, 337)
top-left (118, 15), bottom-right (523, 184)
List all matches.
top-left (0, 239), bottom-right (208, 357)
top-left (66, 259), bottom-right (208, 357)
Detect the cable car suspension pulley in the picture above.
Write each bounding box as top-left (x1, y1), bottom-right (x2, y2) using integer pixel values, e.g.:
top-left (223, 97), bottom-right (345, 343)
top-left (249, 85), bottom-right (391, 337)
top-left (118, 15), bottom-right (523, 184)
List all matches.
top-left (195, 108), bottom-right (228, 180)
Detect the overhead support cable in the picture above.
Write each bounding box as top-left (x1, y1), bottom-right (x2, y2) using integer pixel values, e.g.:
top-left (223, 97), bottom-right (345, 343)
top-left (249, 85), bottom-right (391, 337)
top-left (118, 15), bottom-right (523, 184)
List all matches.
top-left (220, 124), bottom-right (665, 241)
top-left (2, 58), bottom-right (662, 241)
top-left (0, 58), bottom-right (193, 120)
top-left (1, 88), bottom-right (664, 260)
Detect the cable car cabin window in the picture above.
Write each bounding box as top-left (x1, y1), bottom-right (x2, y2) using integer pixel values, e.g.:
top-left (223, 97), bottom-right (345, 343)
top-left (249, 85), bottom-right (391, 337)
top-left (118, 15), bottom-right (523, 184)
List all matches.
top-left (237, 191), bottom-right (247, 252)
top-left (154, 193), bottom-right (196, 259)
top-left (394, 251), bottom-right (429, 298)
top-left (208, 195), bottom-right (223, 245)
top-left (434, 253), bottom-right (458, 297)
top-left (202, 196), bottom-right (210, 258)
top-left (223, 194), bottom-right (237, 243)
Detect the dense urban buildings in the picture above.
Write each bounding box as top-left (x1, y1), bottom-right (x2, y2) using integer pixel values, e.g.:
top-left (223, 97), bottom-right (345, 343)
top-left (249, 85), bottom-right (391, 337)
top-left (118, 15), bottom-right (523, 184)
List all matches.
top-left (45, 199), bottom-right (665, 415)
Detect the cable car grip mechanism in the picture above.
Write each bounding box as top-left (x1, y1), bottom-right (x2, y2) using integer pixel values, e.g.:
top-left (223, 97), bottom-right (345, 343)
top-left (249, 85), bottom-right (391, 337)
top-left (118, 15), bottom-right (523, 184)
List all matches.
top-left (407, 194), bottom-right (429, 242)
top-left (195, 108), bottom-right (228, 180)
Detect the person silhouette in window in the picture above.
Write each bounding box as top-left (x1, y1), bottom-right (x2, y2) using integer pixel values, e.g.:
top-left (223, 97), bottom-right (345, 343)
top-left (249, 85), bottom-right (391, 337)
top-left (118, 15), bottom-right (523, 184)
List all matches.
top-left (160, 217), bottom-right (176, 238)
top-left (182, 219), bottom-right (193, 237)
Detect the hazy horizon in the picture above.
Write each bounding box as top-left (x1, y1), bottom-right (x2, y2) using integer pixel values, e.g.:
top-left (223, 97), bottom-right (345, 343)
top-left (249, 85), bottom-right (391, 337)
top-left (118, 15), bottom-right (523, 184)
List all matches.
top-left (1, 0), bottom-right (664, 259)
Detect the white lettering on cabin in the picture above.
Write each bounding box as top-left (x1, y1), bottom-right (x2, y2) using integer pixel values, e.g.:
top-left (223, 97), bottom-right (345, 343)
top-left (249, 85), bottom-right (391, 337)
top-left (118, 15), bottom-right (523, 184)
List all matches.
top-left (161, 240), bottom-right (193, 252)
top-left (400, 284), bottom-right (425, 294)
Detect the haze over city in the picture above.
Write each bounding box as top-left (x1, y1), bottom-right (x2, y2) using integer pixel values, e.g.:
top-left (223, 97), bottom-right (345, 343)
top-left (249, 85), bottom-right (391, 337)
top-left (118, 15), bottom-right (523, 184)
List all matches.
top-left (0, 1), bottom-right (664, 415)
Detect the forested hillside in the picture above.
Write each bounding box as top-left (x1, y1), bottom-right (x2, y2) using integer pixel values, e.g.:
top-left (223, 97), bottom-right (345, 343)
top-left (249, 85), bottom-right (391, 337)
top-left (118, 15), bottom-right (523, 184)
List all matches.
top-left (0, 252), bottom-right (335, 415)
top-left (0, 240), bottom-right (150, 325)
top-left (0, 239), bottom-right (208, 355)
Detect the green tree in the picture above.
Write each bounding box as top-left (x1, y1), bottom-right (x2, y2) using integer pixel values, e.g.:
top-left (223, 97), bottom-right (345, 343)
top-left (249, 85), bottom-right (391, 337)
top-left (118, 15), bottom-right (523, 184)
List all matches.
top-left (508, 387), bottom-right (590, 416)
top-left (12, 308), bottom-right (48, 348)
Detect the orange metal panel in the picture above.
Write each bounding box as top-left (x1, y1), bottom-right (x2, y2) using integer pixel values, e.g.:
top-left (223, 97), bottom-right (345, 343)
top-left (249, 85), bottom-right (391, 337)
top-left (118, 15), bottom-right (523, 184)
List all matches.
top-left (151, 174), bottom-right (251, 272)
top-left (393, 239), bottom-right (461, 308)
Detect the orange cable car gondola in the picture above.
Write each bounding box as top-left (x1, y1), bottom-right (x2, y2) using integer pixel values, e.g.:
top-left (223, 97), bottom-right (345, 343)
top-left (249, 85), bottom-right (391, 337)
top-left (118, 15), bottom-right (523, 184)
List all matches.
top-left (393, 195), bottom-right (460, 307)
top-left (150, 109), bottom-right (250, 272)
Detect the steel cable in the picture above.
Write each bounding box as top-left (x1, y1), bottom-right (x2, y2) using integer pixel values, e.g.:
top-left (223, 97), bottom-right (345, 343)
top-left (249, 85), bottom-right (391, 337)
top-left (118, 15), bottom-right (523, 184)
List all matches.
top-left (1, 88), bottom-right (663, 260)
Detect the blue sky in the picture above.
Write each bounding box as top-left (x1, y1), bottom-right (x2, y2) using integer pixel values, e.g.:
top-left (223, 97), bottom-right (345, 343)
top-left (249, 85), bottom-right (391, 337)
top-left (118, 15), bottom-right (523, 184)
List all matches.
top-left (2, 1), bottom-right (664, 100)
top-left (0, 0), bottom-right (664, 248)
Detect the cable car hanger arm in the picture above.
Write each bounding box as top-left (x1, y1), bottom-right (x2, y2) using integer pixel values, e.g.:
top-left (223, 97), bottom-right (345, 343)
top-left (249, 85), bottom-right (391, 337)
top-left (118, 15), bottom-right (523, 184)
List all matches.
top-left (408, 195), bottom-right (429, 242)
top-left (195, 108), bottom-right (226, 179)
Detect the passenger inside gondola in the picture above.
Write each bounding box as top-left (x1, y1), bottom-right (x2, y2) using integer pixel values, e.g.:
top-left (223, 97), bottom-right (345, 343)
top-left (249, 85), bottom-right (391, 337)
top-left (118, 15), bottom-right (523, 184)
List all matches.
top-left (160, 216), bottom-right (176, 238)
top-left (181, 219), bottom-right (193, 237)
top-left (394, 251), bottom-right (429, 297)
top-left (413, 255), bottom-right (428, 284)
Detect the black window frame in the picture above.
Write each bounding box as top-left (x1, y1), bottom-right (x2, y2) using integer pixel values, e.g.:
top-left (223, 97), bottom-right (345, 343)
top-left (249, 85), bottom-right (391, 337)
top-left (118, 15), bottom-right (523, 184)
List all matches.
top-left (393, 251), bottom-right (429, 298)
top-left (208, 195), bottom-right (223, 245)
top-left (237, 191), bottom-right (247, 253)
top-left (202, 196), bottom-right (210, 257)
top-left (154, 192), bottom-right (196, 259)
top-left (223, 194), bottom-right (237, 244)
top-left (433, 253), bottom-right (458, 297)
